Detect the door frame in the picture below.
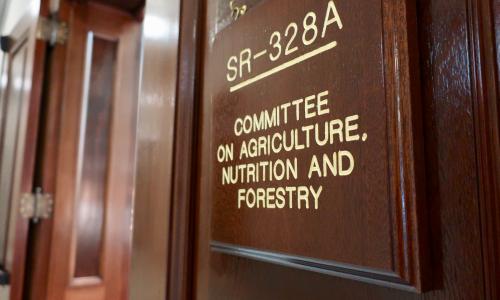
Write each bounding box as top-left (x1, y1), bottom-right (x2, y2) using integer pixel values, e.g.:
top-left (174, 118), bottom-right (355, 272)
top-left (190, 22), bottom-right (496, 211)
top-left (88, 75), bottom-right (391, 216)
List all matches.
top-left (470, 0), bottom-right (500, 298)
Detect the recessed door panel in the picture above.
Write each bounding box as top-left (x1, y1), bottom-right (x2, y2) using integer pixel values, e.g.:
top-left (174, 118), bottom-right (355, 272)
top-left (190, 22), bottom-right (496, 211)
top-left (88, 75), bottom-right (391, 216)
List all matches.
top-left (73, 35), bottom-right (117, 279)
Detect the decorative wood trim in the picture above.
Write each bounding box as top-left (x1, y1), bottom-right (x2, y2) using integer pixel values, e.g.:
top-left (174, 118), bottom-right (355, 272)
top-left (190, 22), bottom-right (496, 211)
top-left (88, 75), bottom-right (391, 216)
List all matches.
top-left (211, 241), bottom-right (420, 292)
top-left (382, 0), bottom-right (429, 291)
top-left (467, 0), bottom-right (500, 298)
top-left (130, 0), bottom-right (180, 298)
top-left (166, 0), bottom-right (203, 298)
top-left (23, 3), bottom-right (71, 298)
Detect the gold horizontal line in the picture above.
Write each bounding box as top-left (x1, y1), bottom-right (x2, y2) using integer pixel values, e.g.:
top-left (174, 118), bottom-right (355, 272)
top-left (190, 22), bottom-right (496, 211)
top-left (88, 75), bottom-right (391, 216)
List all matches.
top-left (230, 41), bottom-right (338, 93)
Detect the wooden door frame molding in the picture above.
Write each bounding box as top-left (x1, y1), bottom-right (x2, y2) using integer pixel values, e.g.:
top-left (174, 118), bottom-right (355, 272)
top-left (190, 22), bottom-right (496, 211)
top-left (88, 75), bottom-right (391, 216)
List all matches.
top-left (165, 0), bottom-right (203, 298)
top-left (468, 0), bottom-right (500, 298)
top-left (133, 0), bottom-right (204, 298)
top-left (130, 0), bottom-right (181, 298)
top-left (24, 2), bottom-right (71, 298)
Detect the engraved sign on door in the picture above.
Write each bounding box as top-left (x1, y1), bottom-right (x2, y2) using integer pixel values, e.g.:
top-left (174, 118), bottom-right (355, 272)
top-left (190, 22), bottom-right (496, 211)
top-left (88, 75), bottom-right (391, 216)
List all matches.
top-left (208, 0), bottom-right (428, 291)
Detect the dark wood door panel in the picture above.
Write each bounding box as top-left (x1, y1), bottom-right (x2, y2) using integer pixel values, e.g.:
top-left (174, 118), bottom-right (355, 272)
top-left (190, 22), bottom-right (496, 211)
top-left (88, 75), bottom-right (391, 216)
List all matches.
top-left (192, 0), bottom-right (489, 298)
top-left (199, 0), bottom-right (428, 292)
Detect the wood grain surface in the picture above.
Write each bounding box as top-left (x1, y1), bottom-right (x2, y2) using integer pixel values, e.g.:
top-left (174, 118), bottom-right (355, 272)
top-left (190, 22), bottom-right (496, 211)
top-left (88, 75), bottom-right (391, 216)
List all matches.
top-left (190, 0), bottom-right (499, 298)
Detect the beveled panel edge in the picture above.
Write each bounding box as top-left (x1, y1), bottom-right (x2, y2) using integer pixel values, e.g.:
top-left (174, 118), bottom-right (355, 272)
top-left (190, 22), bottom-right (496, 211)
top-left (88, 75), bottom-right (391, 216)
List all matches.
top-left (467, 0), bottom-right (500, 298)
top-left (211, 241), bottom-right (418, 292)
top-left (381, 0), bottom-right (429, 291)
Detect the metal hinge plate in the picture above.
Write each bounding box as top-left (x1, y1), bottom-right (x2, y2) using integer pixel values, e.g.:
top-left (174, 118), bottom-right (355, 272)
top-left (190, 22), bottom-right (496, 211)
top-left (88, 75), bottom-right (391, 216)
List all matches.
top-left (19, 188), bottom-right (53, 223)
top-left (36, 16), bottom-right (68, 45)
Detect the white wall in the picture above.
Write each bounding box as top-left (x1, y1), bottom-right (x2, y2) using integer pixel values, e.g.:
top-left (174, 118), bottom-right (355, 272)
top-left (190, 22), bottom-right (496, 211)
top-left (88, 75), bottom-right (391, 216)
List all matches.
top-left (1, 0), bottom-right (35, 34)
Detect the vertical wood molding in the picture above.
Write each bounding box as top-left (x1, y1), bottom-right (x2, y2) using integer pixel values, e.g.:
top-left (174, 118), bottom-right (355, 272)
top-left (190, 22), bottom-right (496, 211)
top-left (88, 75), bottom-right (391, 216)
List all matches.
top-left (129, 0), bottom-right (180, 299)
top-left (382, 0), bottom-right (429, 290)
top-left (25, 2), bottom-right (69, 297)
top-left (467, 0), bottom-right (500, 298)
top-left (191, 0), bottom-right (489, 299)
top-left (166, 0), bottom-right (202, 298)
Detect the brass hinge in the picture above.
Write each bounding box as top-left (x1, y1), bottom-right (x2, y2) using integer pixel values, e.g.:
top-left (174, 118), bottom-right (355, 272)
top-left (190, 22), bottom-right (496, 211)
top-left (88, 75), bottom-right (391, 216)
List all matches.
top-left (19, 187), bottom-right (53, 223)
top-left (36, 16), bottom-right (68, 45)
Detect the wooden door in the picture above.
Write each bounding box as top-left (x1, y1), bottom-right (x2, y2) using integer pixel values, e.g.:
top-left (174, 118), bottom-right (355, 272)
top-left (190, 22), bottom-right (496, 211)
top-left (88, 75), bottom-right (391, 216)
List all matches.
top-left (188, 0), bottom-right (500, 299)
top-left (0, 2), bottom-right (47, 299)
top-left (24, 2), bottom-right (142, 299)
